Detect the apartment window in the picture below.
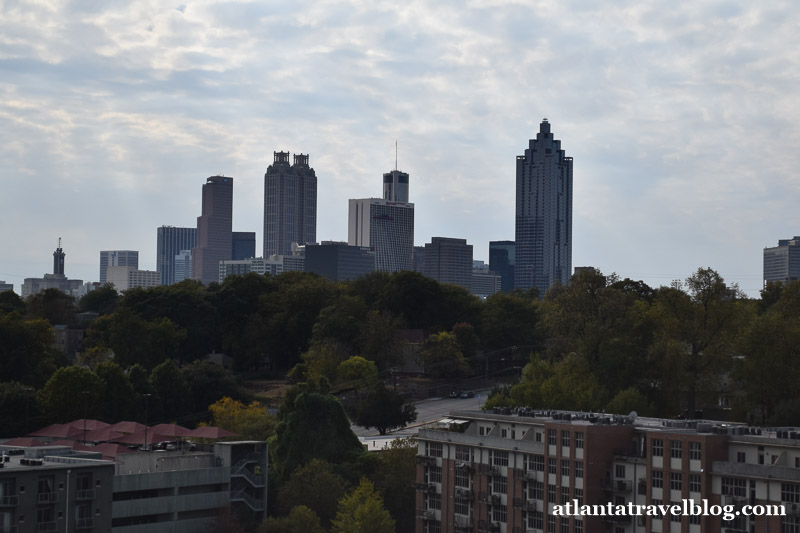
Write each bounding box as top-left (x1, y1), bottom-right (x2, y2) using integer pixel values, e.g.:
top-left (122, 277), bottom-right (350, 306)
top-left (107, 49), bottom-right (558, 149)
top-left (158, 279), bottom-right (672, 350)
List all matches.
top-left (651, 498), bottom-right (662, 507)
top-left (455, 446), bottom-right (472, 462)
top-left (652, 439), bottom-right (663, 457)
top-left (428, 466), bottom-right (442, 484)
top-left (722, 477), bottom-right (747, 497)
top-left (737, 452), bottom-right (746, 463)
top-left (454, 499), bottom-right (470, 516)
top-left (670, 441), bottom-right (682, 459)
top-left (428, 442), bottom-right (443, 458)
top-left (560, 521), bottom-right (569, 533)
top-left (424, 520), bottom-right (441, 533)
top-left (492, 450), bottom-right (509, 467)
top-left (781, 516), bottom-right (800, 533)
top-left (689, 474), bottom-right (701, 493)
top-left (548, 429), bottom-right (557, 445)
top-left (670, 506), bottom-right (681, 522)
top-left (548, 484), bottom-right (556, 503)
top-left (529, 454), bottom-right (545, 472)
top-left (575, 461), bottom-right (584, 478)
top-left (455, 469), bottom-right (470, 488)
top-left (796, 457), bottom-right (800, 469)
top-left (689, 514), bottom-right (701, 525)
top-left (575, 487), bottom-right (583, 506)
top-left (615, 465), bottom-right (625, 478)
top-left (670, 472), bottom-right (682, 491)
top-left (528, 510), bottom-right (543, 529)
top-left (479, 426), bottom-right (486, 436)
top-left (652, 470), bottom-right (663, 488)
top-left (501, 428), bottom-right (508, 438)
top-left (562, 431), bottom-right (571, 447)
top-left (548, 458), bottom-right (557, 474)
top-left (428, 492), bottom-right (441, 510)
top-left (548, 515), bottom-right (555, 531)
top-left (575, 519), bottom-right (583, 533)
top-left (575, 432), bottom-right (584, 449)
top-left (535, 431), bottom-right (542, 443)
top-left (782, 483), bottom-right (800, 503)
top-left (561, 460), bottom-right (570, 476)
top-left (529, 480), bottom-right (544, 500)
top-left (759, 446), bottom-right (765, 465)
top-left (689, 442), bottom-right (701, 461)
top-left (561, 486), bottom-right (569, 504)
top-left (493, 505), bottom-right (507, 523)
top-left (493, 476), bottom-right (508, 495)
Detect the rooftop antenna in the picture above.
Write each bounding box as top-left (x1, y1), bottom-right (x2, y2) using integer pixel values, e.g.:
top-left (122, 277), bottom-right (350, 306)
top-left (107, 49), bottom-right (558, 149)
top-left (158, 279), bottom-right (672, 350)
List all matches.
top-left (58, 237), bottom-right (61, 248)
top-left (395, 140), bottom-right (398, 171)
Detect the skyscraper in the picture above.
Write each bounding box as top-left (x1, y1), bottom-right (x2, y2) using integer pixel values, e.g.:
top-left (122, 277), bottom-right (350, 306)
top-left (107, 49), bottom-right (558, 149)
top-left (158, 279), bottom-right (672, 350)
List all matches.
top-left (515, 119), bottom-right (573, 295)
top-left (423, 237), bottom-right (473, 290)
top-left (193, 176), bottom-right (233, 285)
top-left (231, 231), bottom-right (256, 260)
top-left (99, 250), bottom-right (139, 285)
top-left (764, 236), bottom-right (800, 286)
top-left (489, 240), bottom-right (516, 293)
top-left (263, 152), bottom-right (317, 257)
top-left (383, 170), bottom-right (409, 203)
top-left (348, 198), bottom-right (414, 273)
top-left (156, 226), bottom-right (197, 286)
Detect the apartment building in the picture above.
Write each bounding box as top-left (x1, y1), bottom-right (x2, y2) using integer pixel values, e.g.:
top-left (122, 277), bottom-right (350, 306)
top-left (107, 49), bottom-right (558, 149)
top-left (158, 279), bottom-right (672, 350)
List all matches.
top-left (416, 409), bottom-right (800, 533)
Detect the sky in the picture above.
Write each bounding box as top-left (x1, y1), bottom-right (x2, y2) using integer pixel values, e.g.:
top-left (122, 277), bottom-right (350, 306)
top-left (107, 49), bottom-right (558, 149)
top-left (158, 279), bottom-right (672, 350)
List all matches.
top-left (2, 1), bottom-right (799, 297)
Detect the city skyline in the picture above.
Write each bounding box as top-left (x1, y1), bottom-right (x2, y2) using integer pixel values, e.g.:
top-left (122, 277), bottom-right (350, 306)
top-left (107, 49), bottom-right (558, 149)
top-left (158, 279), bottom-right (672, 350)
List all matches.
top-left (2, 3), bottom-right (799, 296)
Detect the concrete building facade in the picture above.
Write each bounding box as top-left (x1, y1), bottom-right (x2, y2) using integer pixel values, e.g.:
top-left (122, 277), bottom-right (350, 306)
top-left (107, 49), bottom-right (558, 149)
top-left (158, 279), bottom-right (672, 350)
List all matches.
top-left (423, 237), bottom-right (473, 290)
top-left (515, 119), bottom-right (572, 296)
top-left (348, 198), bottom-right (414, 273)
top-left (764, 236), bottom-right (800, 287)
top-left (305, 241), bottom-right (375, 282)
top-left (193, 176), bottom-right (233, 285)
top-left (156, 227), bottom-right (196, 286)
top-left (99, 251), bottom-right (139, 286)
top-left (21, 242), bottom-right (83, 298)
top-left (263, 152), bottom-right (317, 258)
top-left (106, 266), bottom-right (160, 292)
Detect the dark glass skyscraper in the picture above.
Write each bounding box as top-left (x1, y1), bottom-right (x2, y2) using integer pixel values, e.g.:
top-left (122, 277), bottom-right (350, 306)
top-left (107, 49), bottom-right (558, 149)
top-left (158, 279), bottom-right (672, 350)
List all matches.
top-left (156, 226), bottom-right (196, 286)
top-left (489, 240), bottom-right (515, 293)
top-left (263, 152), bottom-right (317, 257)
top-left (193, 176), bottom-right (233, 285)
top-left (515, 119), bottom-right (572, 296)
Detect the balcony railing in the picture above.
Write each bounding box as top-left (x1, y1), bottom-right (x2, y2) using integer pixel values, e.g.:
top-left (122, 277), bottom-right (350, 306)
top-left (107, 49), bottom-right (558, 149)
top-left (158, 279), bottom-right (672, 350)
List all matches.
top-left (0, 495), bottom-right (18, 506)
top-left (76, 489), bottom-right (96, 501)
top-left (454, 515), bottom-right (473, 529)
top-left (37, 522), bottom-right (57, 533)
top-left (75, 518), bottom-right (95, 530)
top-left (37, 492), bottom-right (58, 504)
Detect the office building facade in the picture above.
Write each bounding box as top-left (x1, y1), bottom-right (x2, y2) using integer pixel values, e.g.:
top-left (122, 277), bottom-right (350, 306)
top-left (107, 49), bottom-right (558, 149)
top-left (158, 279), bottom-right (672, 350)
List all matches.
top-left (305, 241), bottom-right (375, 282)
top-left (193, 176), bottom-right (233, 285)
top-left (232, 231), bottom-right (256, 260)
top-left (156, 227), bottom-right (196, 286)
top-left (173, 250), bottom-right (192, 284)
top-left (263, 152), bottom-right (317, 258)
top-left (348, 198), bottom-right (414, 273)
top-left (99, 251), bottom-right (139, 285)
top-left (489, 241), bottom-right (516, 293)
top-left (384, 169), bottom-right (410, 203)
top-left (515, 119), bottom-right (572, 296)
top-left (764, 236), bottom-right (800, 287)
top-left (106, 266), bottom-right (160, 292)
top-left (423, 237), bottom-right (473, 290)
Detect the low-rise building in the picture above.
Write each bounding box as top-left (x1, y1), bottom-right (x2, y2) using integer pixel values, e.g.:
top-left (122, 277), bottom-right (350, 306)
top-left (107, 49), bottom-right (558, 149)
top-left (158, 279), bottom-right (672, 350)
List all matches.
top-left (106, 267), bottom-right (160, 292)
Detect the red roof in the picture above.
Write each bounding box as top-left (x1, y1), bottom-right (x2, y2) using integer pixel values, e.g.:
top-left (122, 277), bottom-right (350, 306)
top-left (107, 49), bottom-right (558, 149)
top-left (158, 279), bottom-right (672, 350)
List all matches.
top-left (148, 423), bottom-right (193, 437)
top-left (110, 429), bottom-right (174, 446)
top-left (66, 419), bottom-right (110, 431)
top-left (106, 421), bottom-right (147, 434)
top-left (28, 423), bottom-right (84, 439)
top-left (1, 437), bottom-right (48, 447)
top-left (188, 426), bottom-right (238, 439)
top-left (83, 428), bottom-right (126, 442)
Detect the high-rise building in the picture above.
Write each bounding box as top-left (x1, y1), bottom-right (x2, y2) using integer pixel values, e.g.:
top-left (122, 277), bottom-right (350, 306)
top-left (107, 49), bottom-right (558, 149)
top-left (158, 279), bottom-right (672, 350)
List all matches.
top-left (423, 237), bottom-right (473, 290)
top-left (0, 280), bottom-right (13, 293)
top-left (263, 152), bottom-right (317, 257)
top-left (174, 250), bottom-right (192, 284)
top-left (106, 266), bottom-right (160, 292)
top-left (305, 241), bottom-right (375, 282)
top-left (99, 251), bottom-right (139, 285)
top-left (22, 241), bottom-right (83, 298)
top-left (156, 226), bottom-right (197, 286)
top-left (193, 176), bottom-right (233, 285)
top-left (515, 119), bottom-right (572, 296)
top-left (489, 240), bottom-right (516, 293)
top-left (383, 170), bottom-right (409, 203)
top-left (764, 236), bottom-right (800, 287)
top-left (53, 239), bottom-right (65, 276)
top-left (348, 198), bottom-right (414, 273)
top-left (232, 231), bottom-right (256, 260)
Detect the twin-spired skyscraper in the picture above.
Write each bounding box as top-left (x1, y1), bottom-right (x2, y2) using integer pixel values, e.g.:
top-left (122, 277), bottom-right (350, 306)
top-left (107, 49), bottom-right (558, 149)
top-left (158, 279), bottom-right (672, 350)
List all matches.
top-left (515, 118), bottom-right (573, 295)
top-left (263, 152), bottom-right (317, 257)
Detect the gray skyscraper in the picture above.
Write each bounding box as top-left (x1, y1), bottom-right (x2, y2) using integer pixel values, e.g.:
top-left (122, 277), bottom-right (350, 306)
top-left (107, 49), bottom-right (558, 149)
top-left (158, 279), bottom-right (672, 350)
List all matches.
top-left (348, 198), bottom-right (414, 273)
top-left (263, 152), bottom-right (317, 257)
top-left (232, 231), bottom-right (256, 260)
top-left (156, 226), bottom-right (197, 286)
top-left (193, 176), bottom-right (233, 285)
top-left (764, 236), bottom-right (800, 287)
top-left (99, 250), bottom-right (139, 285)
top-left (383, 170), bottom-right (409, 203)
top-left (515, 119), bottom-right (572, 295)
top-left (423, 237), bottom-right (473, 290)
top-left (489, 240), bottom-right (516, 293)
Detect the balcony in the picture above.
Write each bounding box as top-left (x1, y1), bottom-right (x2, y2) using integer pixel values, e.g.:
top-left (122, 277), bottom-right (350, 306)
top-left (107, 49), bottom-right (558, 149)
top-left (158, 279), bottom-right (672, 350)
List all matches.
top-left (454, 515), bottom-right (473, 529)
top-left (455, 488), bottom-right (473, 500)
top-left (76, 489), bottom-right (96, 501)
top-left (487, 466), bottom-right (501, 476)
top-left (416, 482), bottom-right (436, 493)
top-left (488, 493), bottom-right (501, 505)
top-left (75, 518), bottom-right (95, 530)
top-left (523, 470), bottom-right (537, 480)
top-left (0, 495), bottom-right (18, 506)
top-left (525, 499), bottom-right (543, 512)
top-left (37, 492), bottom-right (58, 504)
top-left (455, 462), bottom-right (472, 472)
top-left (37, 523), bottom-right (57, 533)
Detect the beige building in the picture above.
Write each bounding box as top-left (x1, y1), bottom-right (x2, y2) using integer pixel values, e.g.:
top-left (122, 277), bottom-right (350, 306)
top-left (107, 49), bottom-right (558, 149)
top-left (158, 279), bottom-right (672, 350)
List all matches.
top-left (106, 266), bottom-right (160, 292)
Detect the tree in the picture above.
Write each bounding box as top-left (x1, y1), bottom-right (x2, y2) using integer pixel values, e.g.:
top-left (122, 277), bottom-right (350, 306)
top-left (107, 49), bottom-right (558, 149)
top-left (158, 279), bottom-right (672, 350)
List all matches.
top-left (180, 360), bottom-right (245, 414)
top-left (0, 314), bottom-right (61, 386)
top-left (337, 356), bottom-right (378, 390)
top-left (416, 331), bottom-right (471, 378)
top-left (150, 360), bottom-right (191, 422)
top-left (261, 505), bottom-right (326, 533)
top-left (277, 459), bottom-right (348, 527)
top-left (331, 478), bottom-right (395, 533)
top-left (94, 361), bottom-right (137, 421)
top-left (351, 382), bottom-right (416, 435)
top-left (25, 288), bottom-right (76, 325)
top-left (371, 438), bottom-right (417, 533)
top-left (78, 284), bottom-right (119, 315)
top-left (0, 291), bottom-right (25, 314)
top-left (36, 366), bottom-right (104, 423)
top-left (208, 397), bottom-right (276, 441)
top-left (0, 382), bottom-right (37, 437)
top-left (479, 292), bottom-right (541, 350)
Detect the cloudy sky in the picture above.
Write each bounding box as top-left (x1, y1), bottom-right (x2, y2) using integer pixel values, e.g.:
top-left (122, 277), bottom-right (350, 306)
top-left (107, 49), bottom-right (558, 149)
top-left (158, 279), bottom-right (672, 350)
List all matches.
top-left (2, 0), bottom-right (799, 296)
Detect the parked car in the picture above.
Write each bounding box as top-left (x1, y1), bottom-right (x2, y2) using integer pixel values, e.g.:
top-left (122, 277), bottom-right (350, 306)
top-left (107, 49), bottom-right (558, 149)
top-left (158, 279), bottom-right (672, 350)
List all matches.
top-left (459, 390), bottom-right (475, 399)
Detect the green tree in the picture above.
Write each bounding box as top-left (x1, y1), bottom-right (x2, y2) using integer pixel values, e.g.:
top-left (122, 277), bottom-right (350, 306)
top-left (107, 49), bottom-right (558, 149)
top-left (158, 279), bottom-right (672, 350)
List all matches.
top-left (94, 361), bottom-right (137, 421)
top-left (0, 291), bottom-right (26, 314)
top-left (351, 382), bottom-right (416, 435)
top-left (78, 284), bottom-right (119, 315)
top-left (479, 292), bottom-right (541, 350)
top-left (376, 271), bottom-right (443, 329)
top-left (277, 459), bottom-right (348, 527)
top-left (605, 387), bottom-right (654, 417)
top-left (0, 382), bottom-right (37, 437)
top-left (150, 360), bottom-right (191, 422)
top-left (180, 360), bottom-right (245, 414)
top-left (331, 478), bottom-right (395, 533)
top-left (261, 505), bottom-right (326, 533)
top-left (371, 438), bottom-right (417, 533)
top-left (417, 331), bottom-right (471, 378)
top-left (355, 310), bottom-right (403, 370)
top-left (37, 366), bottom-right (104, 423)
top-left (208, 397), bottom-right (276, 441)
top-left (25, 288), bottom-right (76, 325)
top-left (0, 315), bottom-right (61, 386)
top-left (337, 356), bottom-right (378, 390)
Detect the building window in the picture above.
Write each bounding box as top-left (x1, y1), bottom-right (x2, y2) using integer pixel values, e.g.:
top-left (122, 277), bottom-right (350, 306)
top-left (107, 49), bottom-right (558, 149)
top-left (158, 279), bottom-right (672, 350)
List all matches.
top-left (454, 499), bottom-right (470, 516)
top-left (455, 469), bottom-right (470, 488)
top-left (652, 470), bottom-right (663, 488)
top-left (548, 458), bottom-right (557, 474)
top-left (548, 484), bottom-right (556, 503)
top-left (428, 492), bottom-right (441, 510)
top-left (689, 474), bottom-right (701, 493)
top-left (561, 431), bottom-right (570, 447)
top-left (492, 505), bottom-right (507, 523)
top-left (491, 450), bottom-right (509, 467)
top-left (781, 515), bottom-right (800, 533)
top-left (535, 431), bottom-right (542, 443)
top-left (479, 426), bottom-right (486, 436)
top-left (737, 451), bottom-right (746, 463)
top-left (689, 442), bottom-right (701, 461)
top-left (560, 521), bottom-right (569, 533)
top-left (548, 515), bottom-right (555, 532)
top-left (561, 460), bottom-right (570, 476)
top-left (689, 514), bottom-right (701, 525)
top-left (670, 506), bottom-right (681, 522)
top-left (722, 477), bottom-right (747, 497)
top-left (782, 483), bottom-right (800, 503)
top-left (548, 429), bottom-right (557, 445)
top-left (455, 446), bottom-right (472, 462)
top-left (428, 442), bottom-right (443, 458)
top-left (575, 518), bottom-right (583, 533)
top-left (670, 473), bottom-right (682, 491)
top-left (529, 454), bottom-right (544, 472)
top-left (561, 486), bottom-right (569, 504)
top-left (493, 476), bottom-right (508, 495)
top-left (575, 487), bottom-right (583, 506)
top-left (652, 439), bottom-right (663, 457)
top-left (671, 441), bottom-right (682, 459)
top-left (529, 480), bottom-right (544, 500)
top-left (428, 466), bottom-right (442, 484)
top-left (528, 510), bottom-right (543, 529)
top-left (615, 465), bottom-right (625, 478)
top-left (575, 432), bottom-right (584, 449)
top-left (575, 461), bottom-right (583, 478)
top-left (424, 520), bottom-right (441, 533)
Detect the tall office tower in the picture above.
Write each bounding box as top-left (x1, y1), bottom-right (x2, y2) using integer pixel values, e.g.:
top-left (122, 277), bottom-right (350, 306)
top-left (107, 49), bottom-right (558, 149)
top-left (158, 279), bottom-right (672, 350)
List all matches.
top-left (232, 231), bottom-right (256, 260)
top-left (53, 238), bottom-right (65, 276)
top-left (305, 241), bottom-right (375, 282)
top-left (764, 236), bottom-right (800, 286)
top-left (263, 152), bottom-right (317, 257)
top-left (156, 226), bottom-right (197, 286)
top-left (515, 118), bottom-right (573, 295)
top-left (489, 240), bottom-right (516, 293)
top-left (193, 176), bottom-right (233, 285)
top-left (174, 250), bottom-right (192, 284)
top-left (423, 237), bottom-right (473, 290)
top-left (383, 170), bottom-right (409, 203)
top-left (348, 198), bottom-right (414, 273)
top-left (412, 246), bottom-right (426, 272)
top-left (99, 250), bottom-right (139, 285)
